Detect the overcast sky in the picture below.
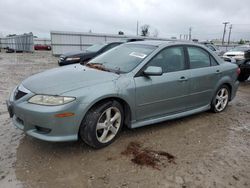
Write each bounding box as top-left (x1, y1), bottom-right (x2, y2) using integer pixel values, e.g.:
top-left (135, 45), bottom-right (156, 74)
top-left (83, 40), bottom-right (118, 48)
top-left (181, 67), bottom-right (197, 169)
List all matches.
top-left (0, 0), bottom-right (249, 41)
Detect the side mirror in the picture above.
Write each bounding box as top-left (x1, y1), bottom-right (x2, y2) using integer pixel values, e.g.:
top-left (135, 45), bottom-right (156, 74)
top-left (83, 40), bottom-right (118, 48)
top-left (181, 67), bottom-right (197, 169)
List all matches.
top-left (143, 66), bottom-right (163, 76)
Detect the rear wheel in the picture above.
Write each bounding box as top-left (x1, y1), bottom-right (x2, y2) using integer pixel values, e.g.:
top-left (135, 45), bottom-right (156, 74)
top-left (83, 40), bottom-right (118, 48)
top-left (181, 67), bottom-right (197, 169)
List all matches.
top-left (79, 100), bottom-right (124, 148)
top-left (238, 74), bottom-right (249, 82)
top-left (211, 85), bottom-right (230, 113)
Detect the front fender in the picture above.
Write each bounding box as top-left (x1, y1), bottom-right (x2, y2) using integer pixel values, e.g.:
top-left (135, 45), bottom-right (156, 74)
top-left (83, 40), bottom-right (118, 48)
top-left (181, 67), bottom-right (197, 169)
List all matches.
top-left (63, 76), bottom-right (136, 127)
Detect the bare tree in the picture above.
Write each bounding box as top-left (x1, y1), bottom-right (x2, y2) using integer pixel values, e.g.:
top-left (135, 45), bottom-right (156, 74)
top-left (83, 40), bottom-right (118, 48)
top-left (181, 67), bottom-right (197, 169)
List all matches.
top-left (141, 24), bottom-right (150, 36)
top-left (118, 31), bottom-right (124, 35)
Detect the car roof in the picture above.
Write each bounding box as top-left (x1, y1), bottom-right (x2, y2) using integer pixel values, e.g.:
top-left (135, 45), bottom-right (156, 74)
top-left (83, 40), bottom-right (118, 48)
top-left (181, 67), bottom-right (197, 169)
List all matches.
top-left (127, 40), bottom-right (200, 47)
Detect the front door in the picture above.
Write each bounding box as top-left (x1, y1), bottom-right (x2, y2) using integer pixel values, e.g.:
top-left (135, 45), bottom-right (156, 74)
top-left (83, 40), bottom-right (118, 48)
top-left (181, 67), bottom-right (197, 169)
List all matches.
top-left (134, 46), bottom-right (190, 121)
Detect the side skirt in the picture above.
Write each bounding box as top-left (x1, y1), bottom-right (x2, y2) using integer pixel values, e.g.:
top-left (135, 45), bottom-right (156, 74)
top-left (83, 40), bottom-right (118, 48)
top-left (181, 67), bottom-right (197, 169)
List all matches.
top-left (131, 105), bottom-right (211, 129)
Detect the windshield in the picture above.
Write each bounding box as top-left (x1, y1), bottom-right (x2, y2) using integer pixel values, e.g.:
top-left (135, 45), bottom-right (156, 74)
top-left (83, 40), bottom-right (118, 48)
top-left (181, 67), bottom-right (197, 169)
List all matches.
top-left (85, 43), bottom-right (106, 52)
top-left (87, 44), bottom-right (157, 73)
top-left (230, 46), bottom-right (250, 52)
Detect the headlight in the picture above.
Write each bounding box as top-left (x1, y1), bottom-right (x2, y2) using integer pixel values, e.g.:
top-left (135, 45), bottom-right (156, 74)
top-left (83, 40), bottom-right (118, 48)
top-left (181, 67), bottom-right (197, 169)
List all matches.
top-left (28, 95), bottom-right (75, 106)
top-left (66, 57), bottom-right (80, 61)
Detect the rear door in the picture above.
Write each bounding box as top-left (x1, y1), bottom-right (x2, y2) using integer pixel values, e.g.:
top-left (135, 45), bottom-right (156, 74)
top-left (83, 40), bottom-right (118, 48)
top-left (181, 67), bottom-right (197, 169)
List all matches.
top-left (185, 46), bottom-right (221, 110)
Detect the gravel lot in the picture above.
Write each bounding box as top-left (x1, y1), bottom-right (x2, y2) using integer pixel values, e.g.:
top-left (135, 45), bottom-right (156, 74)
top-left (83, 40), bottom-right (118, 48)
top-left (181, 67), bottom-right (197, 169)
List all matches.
top-left (0, 51), bottom-right (249, 188)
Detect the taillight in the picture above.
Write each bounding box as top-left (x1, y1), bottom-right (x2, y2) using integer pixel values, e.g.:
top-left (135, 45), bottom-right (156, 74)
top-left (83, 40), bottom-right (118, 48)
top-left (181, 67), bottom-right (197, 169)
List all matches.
top-left (237, 68), bottom-right (241, 75)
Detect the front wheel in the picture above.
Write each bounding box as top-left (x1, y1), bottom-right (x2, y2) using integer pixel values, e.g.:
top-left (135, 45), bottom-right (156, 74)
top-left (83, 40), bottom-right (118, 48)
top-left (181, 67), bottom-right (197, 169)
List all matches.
top-left (211, 85), bottom-right (230, 113)
top-left (79, 101), bottom-right (124, 148)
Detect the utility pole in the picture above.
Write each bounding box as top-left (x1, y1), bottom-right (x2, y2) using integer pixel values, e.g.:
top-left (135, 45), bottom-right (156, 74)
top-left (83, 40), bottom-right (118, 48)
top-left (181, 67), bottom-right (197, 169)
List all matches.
top-left (222, 22), bottom-right (229, 45)
top-left (189, 27), bottom-right (192, 40)
top-left (180, 34), bottom-right (182, 40)
top-left (136, 21), bottom-right (139, 36)
top-left (227, 24), bottom-right (232, 45)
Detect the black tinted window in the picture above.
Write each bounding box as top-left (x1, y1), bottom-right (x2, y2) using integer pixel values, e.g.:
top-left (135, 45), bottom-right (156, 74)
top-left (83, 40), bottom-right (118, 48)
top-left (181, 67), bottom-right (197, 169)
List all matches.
top-left (147, 47), bottom-right (185, 73)
top-left (188, 47), bottom-right (210, 69)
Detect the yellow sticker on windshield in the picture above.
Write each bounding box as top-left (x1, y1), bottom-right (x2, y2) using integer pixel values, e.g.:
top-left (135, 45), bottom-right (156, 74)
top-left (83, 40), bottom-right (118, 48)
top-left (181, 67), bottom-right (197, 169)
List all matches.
top-left (129, 52), bottom-right (147, 59)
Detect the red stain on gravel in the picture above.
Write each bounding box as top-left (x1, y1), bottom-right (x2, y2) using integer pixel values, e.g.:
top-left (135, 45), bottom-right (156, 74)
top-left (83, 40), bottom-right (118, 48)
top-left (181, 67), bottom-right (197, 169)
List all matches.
top-left (121, 141), bottom-right (176, 170)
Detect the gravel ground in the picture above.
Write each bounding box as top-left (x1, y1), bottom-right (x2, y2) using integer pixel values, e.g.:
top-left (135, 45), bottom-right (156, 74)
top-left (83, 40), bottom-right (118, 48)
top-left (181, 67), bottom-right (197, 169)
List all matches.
top-left (0, 51), bottom-right (249, 188)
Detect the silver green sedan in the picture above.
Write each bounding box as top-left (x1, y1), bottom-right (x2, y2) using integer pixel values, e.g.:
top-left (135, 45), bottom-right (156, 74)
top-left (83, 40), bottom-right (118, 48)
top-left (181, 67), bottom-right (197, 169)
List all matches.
top-left (7, 41), bottom-right (240, 148)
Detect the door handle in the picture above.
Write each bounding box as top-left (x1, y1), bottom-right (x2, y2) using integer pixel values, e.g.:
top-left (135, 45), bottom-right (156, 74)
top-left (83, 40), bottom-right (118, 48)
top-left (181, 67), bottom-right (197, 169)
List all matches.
top-left (216, 70), bottom-right (221, 74)
top-left (179, 76), bottom-right (188, 82)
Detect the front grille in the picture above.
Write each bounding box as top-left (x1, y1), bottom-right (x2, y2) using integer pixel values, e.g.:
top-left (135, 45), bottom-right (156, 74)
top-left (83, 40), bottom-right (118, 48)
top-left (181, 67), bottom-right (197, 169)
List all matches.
top-left (15, 90), bottom-right (27, 100)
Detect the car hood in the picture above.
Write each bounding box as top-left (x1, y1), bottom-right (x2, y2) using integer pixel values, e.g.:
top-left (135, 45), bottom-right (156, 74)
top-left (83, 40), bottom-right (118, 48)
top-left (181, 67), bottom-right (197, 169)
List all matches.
top-left (22, 64), bottom-right (119, 95)
top-left (224, 51), bottom-right (244, 56)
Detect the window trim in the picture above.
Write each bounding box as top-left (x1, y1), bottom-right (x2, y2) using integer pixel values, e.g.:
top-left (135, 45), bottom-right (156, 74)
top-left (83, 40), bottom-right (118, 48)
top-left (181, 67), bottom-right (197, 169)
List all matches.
top-left (206, 44), bottom-right (216, 51)
top-left (135, 45), bottom-right (188, 77)
top-left (209, 55), bottom-right (219, 66)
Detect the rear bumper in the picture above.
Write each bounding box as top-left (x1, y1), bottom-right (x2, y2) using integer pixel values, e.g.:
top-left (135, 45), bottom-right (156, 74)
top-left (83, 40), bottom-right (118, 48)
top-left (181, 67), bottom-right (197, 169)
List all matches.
top-left (230, 81), bottom-right (240, 101)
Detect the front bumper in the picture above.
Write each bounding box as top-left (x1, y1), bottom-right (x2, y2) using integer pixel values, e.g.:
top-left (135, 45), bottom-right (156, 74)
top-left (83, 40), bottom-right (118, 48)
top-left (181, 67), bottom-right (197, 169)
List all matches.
top-left (7, 86), bottom-right (86, 142)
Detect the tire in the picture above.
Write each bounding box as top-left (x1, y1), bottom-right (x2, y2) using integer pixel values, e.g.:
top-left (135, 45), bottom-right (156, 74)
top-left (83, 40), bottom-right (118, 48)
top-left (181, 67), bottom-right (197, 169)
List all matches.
top-left (211, 85), bottom-right (230, 113)
top-left (238, 74), bottom-right (249, 82)
top-left (79, 100), bottom-right (124, 149)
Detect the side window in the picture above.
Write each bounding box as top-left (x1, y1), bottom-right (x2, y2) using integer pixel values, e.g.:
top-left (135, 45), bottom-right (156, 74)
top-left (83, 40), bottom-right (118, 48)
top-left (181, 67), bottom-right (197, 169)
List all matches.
top-left (187, 47), bottom-right (210, 69)
top-left (147, 47), bottom-right (185, 73)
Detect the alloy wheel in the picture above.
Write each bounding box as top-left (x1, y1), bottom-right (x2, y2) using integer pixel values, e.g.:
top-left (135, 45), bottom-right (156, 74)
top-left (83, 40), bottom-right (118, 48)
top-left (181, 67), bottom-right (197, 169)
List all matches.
top-left (96, 107), bottom-right (122, 143)
top-left (215, 88), bottom-right (229, 112)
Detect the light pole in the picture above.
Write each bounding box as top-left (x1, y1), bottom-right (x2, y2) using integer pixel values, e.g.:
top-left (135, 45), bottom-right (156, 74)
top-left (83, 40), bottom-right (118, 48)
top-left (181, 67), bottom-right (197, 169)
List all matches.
top-left (189, 27), bottom-right (192, 40)
top-left (222, 22), bottom-right (229, 46)
top-left (228, 25), bottom-right (232, 45)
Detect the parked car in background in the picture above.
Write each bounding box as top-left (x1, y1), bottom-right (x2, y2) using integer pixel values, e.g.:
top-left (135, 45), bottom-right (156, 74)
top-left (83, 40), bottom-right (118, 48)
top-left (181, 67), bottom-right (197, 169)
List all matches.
top-left (200, 42), bottom-right (224, 56)
top-left (120, 38), bottom-right (145, 42)
top-left (58, 42), bottom-right (122, 66)
top-left (7, 41), bottom-right (240, 148)
top-left (223, 45), bottom-right (250, 62)
top-left (235, 59), bottom-right (250, 81)
top-left (34, 44), bottom-right (51, 51)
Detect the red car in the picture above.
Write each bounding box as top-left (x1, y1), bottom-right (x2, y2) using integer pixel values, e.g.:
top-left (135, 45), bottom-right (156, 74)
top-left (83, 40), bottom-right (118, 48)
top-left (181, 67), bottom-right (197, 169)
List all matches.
top-left (34, 44), bottom-right (51, 51)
